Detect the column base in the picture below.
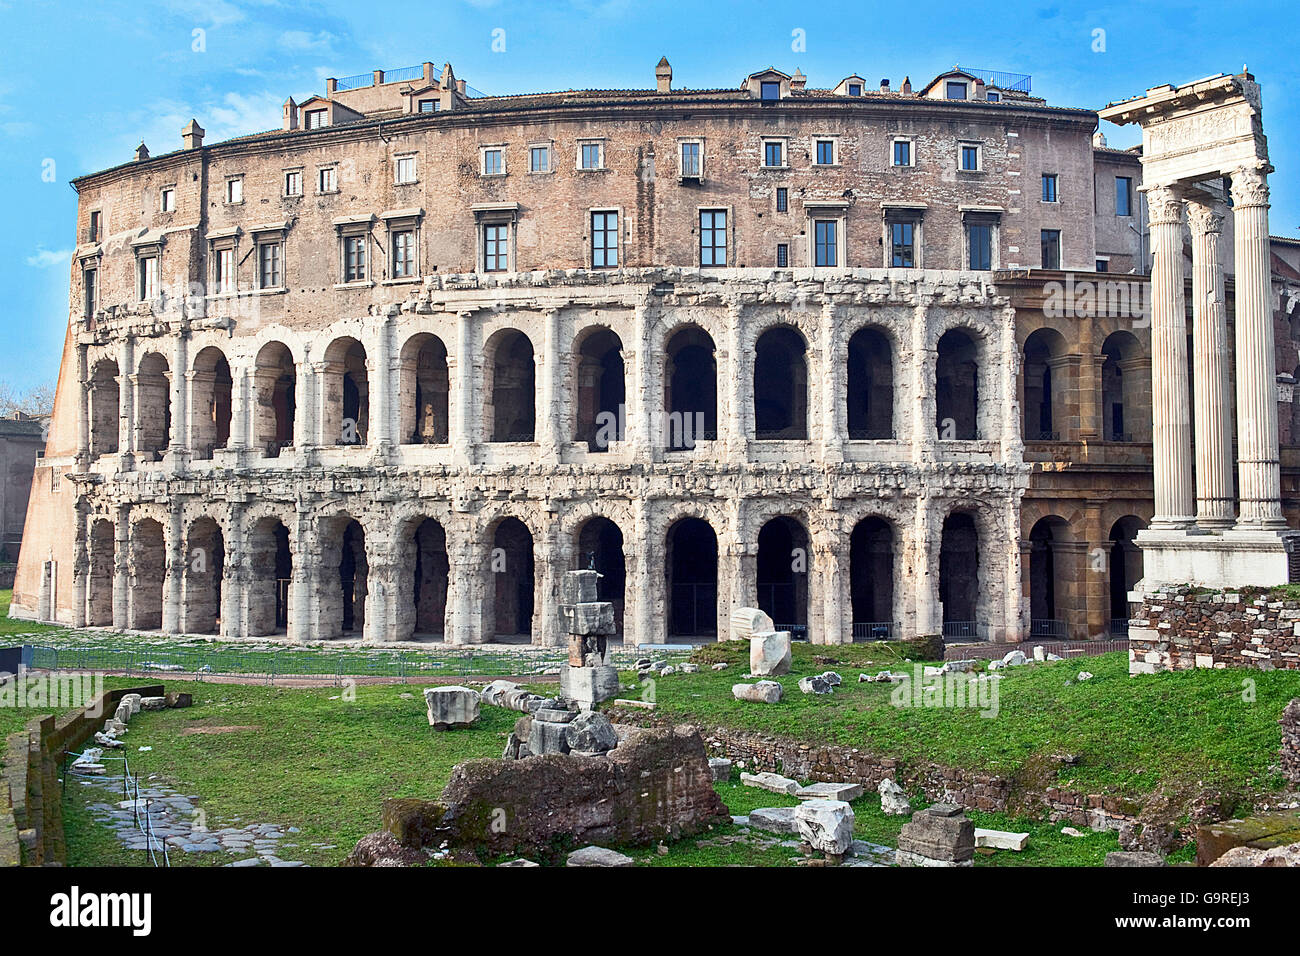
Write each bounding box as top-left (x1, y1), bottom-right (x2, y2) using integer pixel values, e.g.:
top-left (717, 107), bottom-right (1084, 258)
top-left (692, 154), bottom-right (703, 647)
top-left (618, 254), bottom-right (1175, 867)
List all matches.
top-left (1136, 526), bottom-right (1300, 590)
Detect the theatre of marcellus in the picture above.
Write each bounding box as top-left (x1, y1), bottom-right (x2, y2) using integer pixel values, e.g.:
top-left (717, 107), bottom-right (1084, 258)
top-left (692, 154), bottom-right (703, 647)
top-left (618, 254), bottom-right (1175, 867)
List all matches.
top-left (13, 58), bottom-right (1300, 650)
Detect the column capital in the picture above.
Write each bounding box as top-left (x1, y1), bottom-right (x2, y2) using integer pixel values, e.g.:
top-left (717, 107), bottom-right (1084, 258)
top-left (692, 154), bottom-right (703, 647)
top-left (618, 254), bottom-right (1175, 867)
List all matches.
top-left (1229, 165), bottom-right (1271, 208)
top-left (1185, 196), bottom-right (1226, 235)
top-left (1144, 185), bottom-right (1184, 225)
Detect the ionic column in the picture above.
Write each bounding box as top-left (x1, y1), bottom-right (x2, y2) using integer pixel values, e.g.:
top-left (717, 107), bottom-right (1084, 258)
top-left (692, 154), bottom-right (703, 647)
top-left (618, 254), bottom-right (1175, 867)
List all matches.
top-left (228, 367), bottom-right (250, 450)
top-left (162, 501), bottom-right (184, 634)
top-left (76, 344), bottom-right (90, 463)
top-left (373, 316), bottom-right (393, 448)
top-left (725, 301), bottom-right (747, 462)
top-left (1186, 196), bottom-right (1235, 528)
top-left (170, 331), bottom-right (188, 454)
top-left (1230, 166), bottom-right (1287, 529)
top-left (118, 335), bottom-right (135, 457)
top-left (312, 361), bottom-right (331, 446)
top-left (112, 506), bottom-right (130, 629)
top-left (293, 360), bottom-right (314, 450)
top-left (541, 307), bottom-right (564, 461)
top-left (1145, 186), bottom-right (1194, 528)
top-left (820, 301), bottom-right (843, 462)
top-left (452, 310), bottom-right (476, 465)
top-left (633, 302), bottom-right (655, 462)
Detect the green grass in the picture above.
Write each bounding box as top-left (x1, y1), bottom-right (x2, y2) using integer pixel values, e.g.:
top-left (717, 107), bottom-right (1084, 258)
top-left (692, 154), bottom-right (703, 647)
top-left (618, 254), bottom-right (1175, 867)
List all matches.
top-left (634, 641), bottom-right (1300, 800)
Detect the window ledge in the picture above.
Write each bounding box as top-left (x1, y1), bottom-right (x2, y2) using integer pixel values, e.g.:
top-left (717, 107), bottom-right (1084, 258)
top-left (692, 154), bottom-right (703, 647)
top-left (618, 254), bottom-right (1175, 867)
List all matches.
top-left (395, 180), bottom-right (419, 187)
top-left (381, 277), bottom-right (422, 286)
top-left (333, 280), bottom-right (375, 290)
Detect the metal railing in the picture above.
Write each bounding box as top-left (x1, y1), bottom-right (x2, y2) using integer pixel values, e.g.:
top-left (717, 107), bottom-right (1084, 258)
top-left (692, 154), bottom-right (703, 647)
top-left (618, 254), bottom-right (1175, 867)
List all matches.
top-left (955, 66), bottom-right (1032, 93)
top-left (774, 624), bottom-right (809, 642)
top-left (1110, 618), bottom-right (1131, 635)
top-left (852, 621), bottom-right (897, 641)
top-left (334, 72), bottom-right (374, 92)
top-left (942, 621), bottom-right (979, 639)
top-left (382, 65), bottom-right (424, 83)
top-left (1029, 619), bottom-right (1067, 638)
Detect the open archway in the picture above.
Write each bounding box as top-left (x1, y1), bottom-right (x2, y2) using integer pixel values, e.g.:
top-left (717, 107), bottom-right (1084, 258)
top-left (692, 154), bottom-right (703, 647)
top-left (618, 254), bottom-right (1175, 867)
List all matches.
top-left (575, 516), bottom-right (625, 637)
top-left (89, 359), bottom-right (120, 458)
top-left (939, 511), bottom-right (979, 638)
top-left (399, 333), bottom-right (449, 445)
top-left (574, 328), bottom-right (625, 452)
top-left (850, 516), bottom-right (894, 640)
top-left (486, 331), bottom-right (536, 442)
top-left (136, 353), bottom-right (171, 458)
top-left (247, 517), bottom-right (292, 636)
top-left (847, 327), bottom-right (893, 439)
top-left (253, 342), bottom-right (295, 457)
top-left (665, 517), bottom-right (717, 639)
top-left (664, 326), bottom-right (717, 449)
top-left (490, 517), bottom-right (535, 641)
top-left (756, 515), bottom-right (809, 638)
top-left (190, 346), bottom-right (232, 459)
top-left (936, 329), bottom-right (979, 440)
top-left (754, 326), bottom-right (808, 440)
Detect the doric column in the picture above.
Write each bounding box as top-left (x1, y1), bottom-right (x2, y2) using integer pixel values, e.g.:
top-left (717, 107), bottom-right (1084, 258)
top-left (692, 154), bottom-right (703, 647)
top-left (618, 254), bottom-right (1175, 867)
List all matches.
top-left (631, 495), bottom-right (655, 645)
top-left (1186, 196), bottom-right (1235, 528)
top-left (820, 300), bottom-right (843, 462)
top-left (725, 301), bottom-right (747, 462)
top-left (448, 534), bottom-right (477, 645)
top-left (373, 316), bottom-right (393, 448)
top-left (287, 510), bottom-right (314, 644)
top-left (541, 307), bottom-right (564, 461)
top-left (633, 302), bottom-right (655, 462)
top-left (538, 511), bottom-right (562, 646)
top-left (118, 334), bottom-right (135, 457)
top-left (817, 520), bottom-right (845, 645)
top-left (161, 501), bottom-right (184, 633)
top-left (1230, 166), bottom-right (1287, 529)
top-left (1145, 186), bottom-right (1194, 529)
top-left (76, 344), bottom-right (90, 463)
top-left (363, 548), bottom-right (392, 645)
top-left (912, 498), bottom-right (939, 636)
top-left (71, 500), bottom-right (89, 628)
top-left (221, 502), bottom-right (245, 639)
top-left (112, 505), bottom-right (130, 629)
top-left (452, 310), bottom-right (476, 465)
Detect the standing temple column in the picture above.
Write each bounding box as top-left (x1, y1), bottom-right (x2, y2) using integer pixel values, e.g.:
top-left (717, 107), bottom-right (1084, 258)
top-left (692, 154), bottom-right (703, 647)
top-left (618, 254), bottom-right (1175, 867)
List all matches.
top-left (1144, 186), bottom-right (1194, 529)
top-left (1186, 196), bottom-right (1235, 528)
top-left (1230, 166), bottom-right (1287, 529)
top-left (453, 310), bottom-right (476, 465)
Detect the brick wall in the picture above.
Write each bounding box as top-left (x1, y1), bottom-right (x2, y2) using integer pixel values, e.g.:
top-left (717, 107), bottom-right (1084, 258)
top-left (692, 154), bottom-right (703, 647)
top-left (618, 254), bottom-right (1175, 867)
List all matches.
top-left (1283, 698), bottom-right (1300, 786)
top-left (1129, 586), bottom-right (1300, 673)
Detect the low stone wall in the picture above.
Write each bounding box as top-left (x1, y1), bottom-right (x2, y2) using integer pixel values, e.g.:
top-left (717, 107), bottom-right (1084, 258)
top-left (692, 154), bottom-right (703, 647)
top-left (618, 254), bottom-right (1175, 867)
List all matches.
top-left (1129, 586), bottom-right (1300, 674)
top-left (1282, 699), bottom-right (1300, 787)
top-left (0, 682), bottom-right (163, 866)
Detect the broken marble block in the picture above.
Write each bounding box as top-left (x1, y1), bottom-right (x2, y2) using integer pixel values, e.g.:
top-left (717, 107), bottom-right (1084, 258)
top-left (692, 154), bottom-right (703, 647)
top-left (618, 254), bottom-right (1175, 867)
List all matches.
top-left (423, 686), bottom-right (481, 730)
top-left (528, 706), bottom-right (574, 756)
top-left (708, 757), bottom-right (732, 782)
top-left (878, 778), bottom-right (911, 815)
top-left (119, 693), bottom-right (142, 716)
top-left (798, 675), bottom-right (833, 695)
top-left (560, 663), bottom-right (620, 707)
top-left (566, 846), bottom-right (634, 867)
top-left (564, 711), bottom-right (618, 755)
top-left (561, 569), bottom-right (601, 605)
top-left (732, 681), bottom-right (783, 704)
top-left (748, 806), bottom-right (799, 834)
top-left (741, 771), bottom-right (799, 795)
top-left (730, 606), bottom-right (775, 641)
top-left (139, 696), bottom-right (168, 711)
top-left (795, 799), bottom-right (855, 857)
top-left (749, 631), bottom-right (792, 676)
top-left (797, 782), bottom-right (863, 802)
top-left (896, 804), bottom-right (975, 867)
top-left (975, 828), bottom-right (1029, 851)
top-left (560, 602), bottom-right (616, 637)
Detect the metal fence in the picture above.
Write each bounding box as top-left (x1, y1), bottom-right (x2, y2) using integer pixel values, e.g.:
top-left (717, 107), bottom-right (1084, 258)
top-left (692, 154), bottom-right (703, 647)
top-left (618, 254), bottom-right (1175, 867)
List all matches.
top-left (942, 621), bottom-right (979, 639)
top-left (851, 621), bottom-right (898, 641)
top-left (1029, 619), bottom-right (1067, 638)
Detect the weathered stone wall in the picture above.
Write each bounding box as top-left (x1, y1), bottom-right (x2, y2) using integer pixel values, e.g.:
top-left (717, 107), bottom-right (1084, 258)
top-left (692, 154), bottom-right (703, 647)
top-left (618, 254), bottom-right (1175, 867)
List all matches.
top-left (1282, 698), bottom-right (1300, 785)
top-left (1129, 586), bottom-right (1300, 673)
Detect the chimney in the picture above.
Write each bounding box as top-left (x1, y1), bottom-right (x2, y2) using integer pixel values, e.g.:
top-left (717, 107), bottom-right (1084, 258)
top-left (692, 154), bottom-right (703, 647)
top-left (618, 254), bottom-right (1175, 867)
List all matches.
top-left (790, 69), bottom-right (806, 91)
top-left (656, 56), bottom-right (672, 93)
top-left (1092, 131), bottom-right (1108, 148)
top-left (134, 142), bottom-right (150, 162)
top-left (283, 97), bottom-right (298, 131)
top-left (902, 76), bottom-right (912, 94)
top-left (182, 119), bottom-right (205, 150)
top-left (880, 78), bottom-right (890, 93)
top-left (456, 78), bottom-right (466, 95)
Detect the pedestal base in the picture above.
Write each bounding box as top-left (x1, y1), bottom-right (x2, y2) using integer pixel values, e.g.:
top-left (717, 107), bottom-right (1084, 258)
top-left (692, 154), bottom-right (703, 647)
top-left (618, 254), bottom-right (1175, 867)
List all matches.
top-left (560, 664), bottom-right (620, 709)
top-left (1134, 527), bottom-right (1300, 591)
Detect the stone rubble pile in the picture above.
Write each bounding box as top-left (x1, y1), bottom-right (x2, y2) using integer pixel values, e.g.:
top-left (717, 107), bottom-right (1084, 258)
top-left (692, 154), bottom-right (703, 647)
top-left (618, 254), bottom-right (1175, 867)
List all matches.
top-left (896, 804), bottom-right (975, 867)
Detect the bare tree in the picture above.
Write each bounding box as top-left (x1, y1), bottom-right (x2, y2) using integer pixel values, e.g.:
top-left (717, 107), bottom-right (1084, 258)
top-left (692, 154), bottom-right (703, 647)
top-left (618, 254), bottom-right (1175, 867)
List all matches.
top-left (0, 380), bottom-right (57, 417)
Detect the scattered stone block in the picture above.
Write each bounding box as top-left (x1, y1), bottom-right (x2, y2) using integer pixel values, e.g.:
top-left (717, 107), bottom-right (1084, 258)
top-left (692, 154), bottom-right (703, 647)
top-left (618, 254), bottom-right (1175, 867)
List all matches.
top-left (748, 807), bottom-right (799, 834)
top-left (1209, 841), bottom-right (1300, 867)
top-left (566, 846), bottom-right (634, 867)
top-left (164, 692), bottom-right (193, 708)
top-left (878, 778), bottom-right (911, 815)
top-left (560, 663), bottom-right (620, 707)
top-left (708, 757), bottom-right (732, 782)
top-left (499, 858), bottom-right (540, 867)
top-left (1105, 851), bottom-right (1165, 867)
top-left (382, 798), bottom-right (447, 848)
top-left (1197, 809), bottom-right (1300, 866)
top-left (1001, 650), bottom-right (1028, 667)
top-left (740, 771), bottom-right (799, 795)
top-left (564, 711), bottom-right (618, 754)
top-left (798, 675), bottom-right (832, 694)
top-left (974, 828), bottom-right (1028, 851)
top-left (749, 631), bottom-right (792, 676)
top-left (795, 799), bottom-right (855, 857)
top-left (424, 686), bottom-right (481, 729)
top-left (896, 804), bottom-right (975, 866)
top-left (560, 569), bottom-right (600, 605)
top-left (528, 715), bottom-right (572, 756)
top-left (732, 680), bottom-right (783, 704)
top-left (796, 782), bottom-right (863, 802)
top-left (730, 606), bottom-right (775, 640)
top-left (139, 696), bottom-right (168, 711)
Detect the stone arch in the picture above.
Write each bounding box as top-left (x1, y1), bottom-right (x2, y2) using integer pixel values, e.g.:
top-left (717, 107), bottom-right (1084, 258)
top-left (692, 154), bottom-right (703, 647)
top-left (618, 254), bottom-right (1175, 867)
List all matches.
top-left (400, 515), bottom-right (449, 639)
top-left (1101, 330), bottom-right (1147, 442)
top-left (247, 515), bottom-right (293, 636)
top-left (128, 516), bottom-right (165, 630)
top-left (87, 517), bottom-right (114, 626)
top-left (484, 329), bottom-right (536, 442)
top-left (664, 324), bottom-right (718, 449)
top-left (936, 328), bottom-right (980, 440)
top-left (135, 351), bottom-right (171, 458)
top-left (573, 326), bottom-right (625, 452)
top-left (754, 325), bottom-right (808, 440)
top-left (1027, 515), bottom-right (1074, 637)
top-left (1108, 515), bottom-right (1146, 633)
top-left (183, 516), bottom-right (224, 634)
top-left (846, 325), bottom-right (894, 440)
top-left (486, 515), bottom-right (535, 641)
top-left (850, 515), bottom-right (895, 639)
top-left (574, 514), bottom-right (626, 638)
top-left (756, 514), bottom-right (810, 636)
top-left (938, 509), bottom-right (980, 638)
top-left (89, 358), bottom-right (120, 458)
top-left (253, 341), bottom-right (296, 457)
top-left (322, 336), bottom-right (369, 446)
top-left (190, 346), bottom-right (232, 460)
top-left (1022, 327), bottom-right (1070, 441)
top-left (399, 332), bottom-right (449, 445)
top-left (317, 512), bottom-right (368, 637)
top-left (665, 515), bottom-right (718, 640)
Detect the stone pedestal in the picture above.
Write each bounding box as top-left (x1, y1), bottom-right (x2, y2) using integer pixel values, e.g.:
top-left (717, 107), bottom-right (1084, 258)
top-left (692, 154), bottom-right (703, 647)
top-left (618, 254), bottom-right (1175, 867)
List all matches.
top-left (1133, 527), bottom-right (1300, 591)
top-left (560, 663), bottom-right (620, 708)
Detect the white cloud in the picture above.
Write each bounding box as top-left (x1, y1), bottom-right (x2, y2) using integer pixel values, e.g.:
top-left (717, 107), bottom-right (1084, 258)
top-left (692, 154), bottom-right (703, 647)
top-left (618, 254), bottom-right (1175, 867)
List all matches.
top-left (161, 0), bottom-right (247, 28)
top-left (279, 29), bottom-right (337, 53)
top-left (26, 247), bottom-right (72, 269)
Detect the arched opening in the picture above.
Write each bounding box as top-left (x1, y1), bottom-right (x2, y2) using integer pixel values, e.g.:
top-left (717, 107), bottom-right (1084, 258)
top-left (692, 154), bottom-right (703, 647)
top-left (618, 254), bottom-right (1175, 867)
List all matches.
top-left (183, 517), bottom-right (224, 634)
top-left (575, 516), bottom-right (625, 638)
top-left (1101, 331), bottom-right (1144, 442)
top-left (89, 359), bottom-right (120, 458)
top-left (323, 337), bottom-right (368, 446)
top-left (936, 329), bottom-right (979, 440)
top-left (664, 325), bottom-right (717, 449)
top-left (1028, 516), bottom-right (1070, 637)
top-left (247, 517), bottom-right (292, 636)
top-left (1292, 365), bottom-right (1300, 446)
top-left (1023, 328), bottom-right (1068, 441)
top-left (754, 326), bottom-right (808, 440)
top-left (938, 511), bottom-right (979, 639)
top-left (399, 333), bottom-right (449, 445)
top-left (190, 346), bottom-right (232, 460)
top-left (756, 516), bottom-right (809, 638)
top-left (136, 352), bottom-right (171, 458)
top-left (253, 342), bottom-right (295, 457)
top-left (850, 516), bottom-right (894, 640)
top-left (340, 519), bottom-right (367, 633)
top-left (409, 517), bottom-right (449, 638)
top-left (490, 517), bottom-right (534, 641)
top-left (666, 517), bottom-right (718, 640)
top-left (486, 330), bottom-right (535, 442)
top-left (1109, 516), bottom-right (1146, 634)
top-left (574, 328), bottom-right (626, 452)
top-left (87, 518), bottom-right (114, 626)
top-left (129, 517), bottom-right (165, 630)
top-left (847, 327), bottom-right (893, 439)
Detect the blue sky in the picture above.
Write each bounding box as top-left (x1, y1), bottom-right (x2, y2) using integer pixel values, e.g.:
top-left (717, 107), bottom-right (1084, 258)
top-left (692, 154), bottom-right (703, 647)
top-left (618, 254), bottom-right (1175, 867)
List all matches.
top-left (1, 0), bottom-right (1297, 391)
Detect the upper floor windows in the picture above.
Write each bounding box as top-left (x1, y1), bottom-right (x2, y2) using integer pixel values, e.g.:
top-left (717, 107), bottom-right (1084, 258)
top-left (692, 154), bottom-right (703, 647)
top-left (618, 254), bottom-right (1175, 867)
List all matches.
top-left (1115, 176), bottom-right (1133, 217)
top-left (530, 145), bottom-right (551, 173)
top-left (1041, 229), bottom-right (1062, 270)
top-left (482, 222), bottom-right (509, 272)
top-left (760, 80), bottom-right (781, 101)
top-left (986, 91), bottom-right (1001, 103)
top-left (318, 166), bottom-right (338, 193)
top-left (305, 109), bottom-right (328, 129)
top-left (481, 147), bottom-right (505, 176)
top-left (776, 243), bottom-right (789, 268)
top-left (700, 209), bottom-right (727, 267)
top-left (892, 139), bottom-right (913, 167)
top-left (284, 169), bottom-right (303, 197)
top-left (775, 187), bottom-right (788, 213)
top-left (579, 141), bottom-right (604, 170)
top-left (213, 245), bottom-right (236, 294)
top-left (890, 221), bottom-right (916, 268)
top-left (814, 220), bottom-right (838, 267)
top-left (591, 210), bottom-right (618, 268)
top-left (225, 177), bottom-right (243, 204)
top-left (680, 139), bottom-right (703, 179)
top-left (814, 139), bottom-right (837, 166)
top-left (160, 187), bottom-right (176, 213)
top-left (258, 240), bottom-right (283, 289)
top-left (946, 81), bottom-right (968, 100)
top-left (87, 210), bottom-right (102, 243)
top-left (342, 234), bottom-right (367, 282)
top-left (392, 229), bottom-right (415, 278)
top-left (847, 83), bottom-right (862, 96)
top-left (137, 254), bottom-right (159, 301)
top-left (418, 99), bottom-right (438, 113)
top-left (966, 218), bottom-right (996, 270)
top-left (959, 142), bottom-right (982, 172)
top-left (1041, 173), bottom-right (1058, 203)
top-left (82, 266), bottom-right (97, 320)
top-left (395, 154), bottom-right (417, 185)
top-left (763, 139), bottom-right (786, 168)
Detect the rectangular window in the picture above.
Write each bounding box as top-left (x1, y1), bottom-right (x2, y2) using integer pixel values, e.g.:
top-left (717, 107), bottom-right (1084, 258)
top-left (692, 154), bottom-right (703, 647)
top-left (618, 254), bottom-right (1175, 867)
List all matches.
top-left (259, 242), bottom-right (282, 288)
top-left (699, 209), bottom-right (727, 267)
top-left (214, 247), bottom-right (235, 293)
top-left (763, 141), bottom-right (784, 167)
top-left (392, 230), bottom-right (415, 278)
top-left (891, 221), bottom-right (915, 268)
top-left (760, 80), bottom-right (781, 100)
top-left (160, 187), bottom-right (175, 212)
top-left (968, 223), bottom-right (992, 270)
top-left (530, 146), bottom-right (550, 172)
top-left (776, 243), bottom-right (789, 268)
top-left (580, 142), bottom-right (602, 169)
top-left (1115, 176), bottom-right (1133, 217)
top-left (305, 109), bottom-right (328, 129)
top-left (83, 268), bottom-right (97, 319)
top-left (814, 219), bottom-right (838, 267)
top-left (226, 178), bottom-right (243, 204)
top-left (138, 256), bottom-right (158, 301)
top-left (483, 149), bottom-right (503, 175)
top-left (775, 187), bottom-right (788, 212)
top-left (681, 141), bottom-right (701, 177)
top-left (815, 140), bottom-right (835, 165)
top-left (395, 155), bottom-right (416, 184)
top-left (284, 170), bottom-right (302, 196)
top-left (893, 140), bottom-right (911, 167)
top-left (1042, 173), bottom-right (1058, 203)
top-left (1041, 229), bottom-right (1062, 270)
top-left (343, 235), bottom-right (366, 282)
top-left (960, 144), bottom-right (981, 171)
top-left (946, 81), bottom-right (968, 100)
top-left (591, 211), bottom-right (618, 268)
top-left (319, 167), bottom-right (337, 192)
top-left (418, 99), bottom-right (437, 113)
top-left (847, 83), bottom-right (862, 96)
top-left (88, 211), bottom-right (101, 242)
top-left (1096, 258), bottom-right (1110, 273)
top-left (483, 223), bottom-right (508, 272)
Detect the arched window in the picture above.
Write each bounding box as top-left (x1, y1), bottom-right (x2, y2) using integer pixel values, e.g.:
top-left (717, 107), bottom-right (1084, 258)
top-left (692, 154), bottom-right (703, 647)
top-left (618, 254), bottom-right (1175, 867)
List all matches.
top-left (935, 329), bottom-right (979, 440)
top-left (846, 327), bottom-right (893, 439)
top-left (253, 342), bottom-right (295, 457)
top-left (486, 331), bottom-right (535, 442)
top-left (664, 326), bottom-right (717, 449)
top-left (399, 334), bottom-right (449, 445)
top-left (574, 328), bottom-right (625, 452)
top-left (754, 326), bottom-right (808, 439)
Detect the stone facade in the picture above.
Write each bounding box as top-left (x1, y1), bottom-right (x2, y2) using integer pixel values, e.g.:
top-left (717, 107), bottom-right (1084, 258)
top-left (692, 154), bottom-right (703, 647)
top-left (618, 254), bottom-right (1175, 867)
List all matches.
top-left (10, 59), bottom-right (1300, 646)
top-left (1129, 586), bottom-right (1300, 673)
